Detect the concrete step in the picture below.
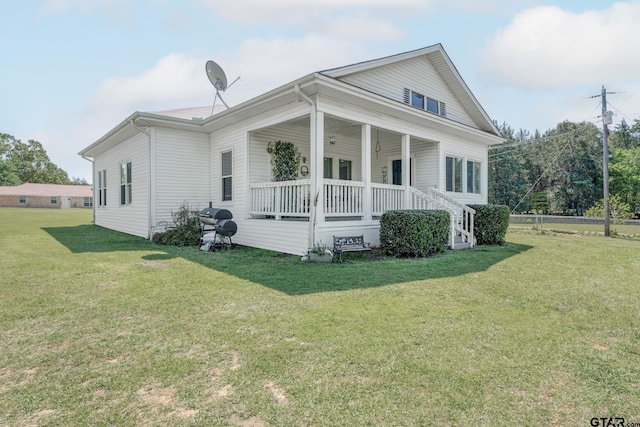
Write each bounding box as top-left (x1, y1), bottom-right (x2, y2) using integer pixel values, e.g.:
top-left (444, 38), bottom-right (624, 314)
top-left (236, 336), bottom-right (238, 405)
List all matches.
top-left (452, 242), bottom-right (471, 250)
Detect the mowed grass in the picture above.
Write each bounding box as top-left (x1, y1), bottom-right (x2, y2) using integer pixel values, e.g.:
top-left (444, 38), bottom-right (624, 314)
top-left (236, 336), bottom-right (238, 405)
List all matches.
top-left (510, 221), bottom-right (640, 239)
top-left (1, 208), bottom-right (639, 426)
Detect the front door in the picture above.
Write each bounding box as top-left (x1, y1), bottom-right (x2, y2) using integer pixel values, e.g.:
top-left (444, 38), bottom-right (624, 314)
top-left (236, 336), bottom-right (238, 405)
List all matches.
top-left (392, 159), bottom-right (412, 185)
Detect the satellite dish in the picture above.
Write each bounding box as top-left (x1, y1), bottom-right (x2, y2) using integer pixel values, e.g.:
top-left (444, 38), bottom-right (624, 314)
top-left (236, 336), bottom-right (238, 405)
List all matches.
top-left (206, 60), bottom-right (228, 92)
top-left (205, 60), bottom-right (241, 113)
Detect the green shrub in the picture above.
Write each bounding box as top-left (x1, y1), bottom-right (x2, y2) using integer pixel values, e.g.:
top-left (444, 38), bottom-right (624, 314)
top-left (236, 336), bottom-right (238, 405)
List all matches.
top-left (468, 204), bottom-right (510, 245)
top-left (585, 195), bottom-right (634, 223)
top-left (380, 210), bottom-right (449, 257)
top-left (152, 203), bottom-right (201, 246)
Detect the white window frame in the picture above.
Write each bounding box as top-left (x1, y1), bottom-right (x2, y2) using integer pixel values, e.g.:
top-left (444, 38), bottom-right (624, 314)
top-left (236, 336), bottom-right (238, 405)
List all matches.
top-left (405, 88), bottom-right (446, 117)
top-left (120, 161), bottom-right (132, 206)
top-left (466, 159), bottom-right (482, 194)
top-left (50, 196), bottom-right (57, 204)
top-left (445, 155), bottom-right (463, 193)
top-left (446, 155), bottom-right (483, 195)
top-left (221, 150), bottom-right (233, 202)
top-left (98, 169), bottom-right (107, 207)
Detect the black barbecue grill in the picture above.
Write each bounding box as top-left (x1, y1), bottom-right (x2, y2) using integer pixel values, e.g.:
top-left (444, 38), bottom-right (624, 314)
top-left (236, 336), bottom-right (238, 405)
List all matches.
top-left (199, 207), bottom-right (237, 250)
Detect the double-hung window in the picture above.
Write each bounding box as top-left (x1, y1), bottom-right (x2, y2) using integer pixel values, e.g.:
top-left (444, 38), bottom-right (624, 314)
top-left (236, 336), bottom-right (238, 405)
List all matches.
top-left (120, 162), bottom-right (132, 205)
top-left (98, 169), bottom-right (107, 206)
top-left (446, 156), bottom-right (463, 193)
top-left (221, 151), bottom-right (233, 201)
top-left (51, 196), bottom-right (57, 204)
top-left (467, 160), bottom-right (481, 194)
top-left (446, 156), bottom-right (482, 194)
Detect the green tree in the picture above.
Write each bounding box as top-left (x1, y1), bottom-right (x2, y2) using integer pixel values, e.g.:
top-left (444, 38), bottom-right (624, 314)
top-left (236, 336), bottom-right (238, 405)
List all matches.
top-left (1, 133), bottom-right (70, 184)
top-left (0, 160), bottom-right (21, 185)
top-left (488, 123), bottom-right (530, 211)
top-left (71, 176), bottom-right (89, 185)
top-left (609, 119), bottom-right (640, 151)
top-left (523, 122), bottom-right (602, 214)
top-left (547, 122), bottom-right (602, 214)
top-left (609, 148), bottom-right (640, 212)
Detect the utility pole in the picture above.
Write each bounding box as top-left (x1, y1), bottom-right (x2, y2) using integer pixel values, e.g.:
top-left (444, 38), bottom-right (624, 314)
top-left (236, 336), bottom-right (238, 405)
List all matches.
top-left (601, 86), bottom-right (612, 237)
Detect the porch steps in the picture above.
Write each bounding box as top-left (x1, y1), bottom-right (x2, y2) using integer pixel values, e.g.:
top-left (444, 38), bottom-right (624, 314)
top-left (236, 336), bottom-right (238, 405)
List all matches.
top-left (452, 236), bottom-right (471, 251)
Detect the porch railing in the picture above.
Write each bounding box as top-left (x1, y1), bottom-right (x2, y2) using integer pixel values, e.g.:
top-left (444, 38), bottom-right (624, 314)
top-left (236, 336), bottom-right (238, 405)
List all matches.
top-left (324, 179), bottom-right (364, 217)
top-left (371, 183), bottom-right (405, 216)
top-left (249, 179), bottom-right (311, 219)
top-left (412, 187), bottom-right (475, 248)
top-left (249, 180), bottom-right (475, 248)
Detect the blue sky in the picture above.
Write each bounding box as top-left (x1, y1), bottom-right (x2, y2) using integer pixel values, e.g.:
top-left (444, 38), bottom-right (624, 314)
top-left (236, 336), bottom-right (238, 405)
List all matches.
top-left (2, 0), bottom-right (640, 181)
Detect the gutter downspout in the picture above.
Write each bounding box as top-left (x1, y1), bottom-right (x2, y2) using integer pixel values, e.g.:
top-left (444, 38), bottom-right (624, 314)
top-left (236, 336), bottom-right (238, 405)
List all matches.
top-left (80, 154), bottom-right (95, 224)
top-left (130, 119), bottom-right (153, 239)
top-left (294, 84), bottom-right (318, 251)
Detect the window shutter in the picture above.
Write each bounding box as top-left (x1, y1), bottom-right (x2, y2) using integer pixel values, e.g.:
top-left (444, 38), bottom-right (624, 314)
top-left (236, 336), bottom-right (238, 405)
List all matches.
top-left (403, 88), bottom-right (410, 105)
top-left (439, 102), bottom-right (446, 117)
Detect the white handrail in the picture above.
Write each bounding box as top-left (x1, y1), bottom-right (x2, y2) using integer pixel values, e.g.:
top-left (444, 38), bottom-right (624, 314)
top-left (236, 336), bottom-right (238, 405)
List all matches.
top-left (411, 188), bottom-right (475, 248)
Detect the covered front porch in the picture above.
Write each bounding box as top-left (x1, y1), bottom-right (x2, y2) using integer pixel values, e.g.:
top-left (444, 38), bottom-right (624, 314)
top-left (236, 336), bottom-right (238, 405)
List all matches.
top-left (245, 108), bottom-right (475, 250)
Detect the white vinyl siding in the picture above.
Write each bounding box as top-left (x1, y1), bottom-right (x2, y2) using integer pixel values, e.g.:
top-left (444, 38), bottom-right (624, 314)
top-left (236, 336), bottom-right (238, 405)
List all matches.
top-left (153, 128), bottom-right (210, 225)
top-left (93, 132), bottom-right (149, 238)
top-left (337, 56), bottom-right (475, 128)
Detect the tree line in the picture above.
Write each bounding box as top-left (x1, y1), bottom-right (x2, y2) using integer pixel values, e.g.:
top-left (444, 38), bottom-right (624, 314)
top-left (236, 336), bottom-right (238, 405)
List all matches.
top-left (489, 119), bottom-right (640, 216)
top-left (0, 133), bottom-right (87, 186)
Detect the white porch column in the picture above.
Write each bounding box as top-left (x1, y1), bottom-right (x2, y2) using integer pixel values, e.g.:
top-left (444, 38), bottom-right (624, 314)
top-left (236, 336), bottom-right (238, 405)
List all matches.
top-left (402, 134), bottom-right (411, 208)
top-left (361, 124), bottom-right (372, 221)
top-left (309, 110), bottom-right (325, 247)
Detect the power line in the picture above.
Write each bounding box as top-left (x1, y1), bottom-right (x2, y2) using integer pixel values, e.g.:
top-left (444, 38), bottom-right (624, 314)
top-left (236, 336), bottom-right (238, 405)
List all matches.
top-left (509, 132), bottom-right (578, 214)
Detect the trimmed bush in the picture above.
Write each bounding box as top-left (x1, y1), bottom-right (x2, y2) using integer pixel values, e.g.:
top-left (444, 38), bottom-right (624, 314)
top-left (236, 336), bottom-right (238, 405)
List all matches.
top-left (468, 204), bottom-right (510, 245)
top-left (380, 210), bottom-right (449, 257)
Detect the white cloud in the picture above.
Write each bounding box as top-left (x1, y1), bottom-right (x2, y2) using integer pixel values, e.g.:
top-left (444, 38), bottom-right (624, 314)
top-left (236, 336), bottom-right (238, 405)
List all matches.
top-left (57, 35), bottom-right (368, 181)
top-left (481, 2), bottom-right (640, 90)
top-left (87, 53), bottom-right (210, 113)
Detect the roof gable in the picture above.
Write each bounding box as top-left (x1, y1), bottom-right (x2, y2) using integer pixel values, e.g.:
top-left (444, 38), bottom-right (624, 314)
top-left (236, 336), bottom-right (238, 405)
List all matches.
top-left (320, 44), bottom-right (499, 136)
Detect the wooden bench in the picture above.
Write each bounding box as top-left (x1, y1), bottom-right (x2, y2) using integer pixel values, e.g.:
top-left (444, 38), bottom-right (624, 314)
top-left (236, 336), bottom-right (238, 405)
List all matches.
top-left (333, 235), bottom-right (371, 262)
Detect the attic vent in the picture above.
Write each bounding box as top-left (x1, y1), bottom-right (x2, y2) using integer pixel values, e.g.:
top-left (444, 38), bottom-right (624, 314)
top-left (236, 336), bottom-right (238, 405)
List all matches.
top-left (403, 88), bottom-right (410, 105)
top-left (439, 102), bottom-right (446, 117)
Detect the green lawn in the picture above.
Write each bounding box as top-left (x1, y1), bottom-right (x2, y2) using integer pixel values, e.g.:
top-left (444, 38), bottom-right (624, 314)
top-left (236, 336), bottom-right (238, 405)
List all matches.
top-left (509, 220), bottom-right (640, 238)
top-left (1, 208), bottom-right (639, 426)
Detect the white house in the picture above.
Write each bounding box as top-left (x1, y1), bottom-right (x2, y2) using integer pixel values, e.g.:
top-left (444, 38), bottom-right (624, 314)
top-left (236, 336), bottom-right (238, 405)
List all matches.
top-left (78, 44), bottom-right (503, 255)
